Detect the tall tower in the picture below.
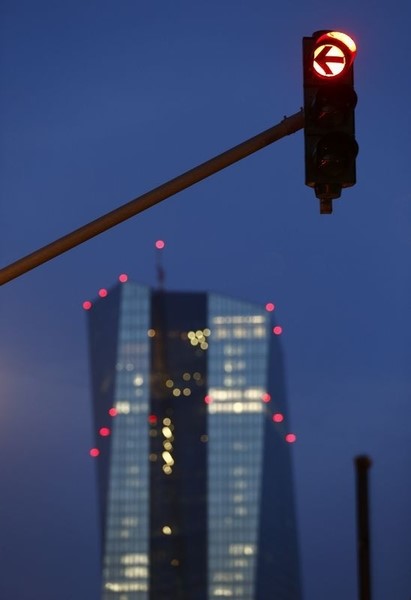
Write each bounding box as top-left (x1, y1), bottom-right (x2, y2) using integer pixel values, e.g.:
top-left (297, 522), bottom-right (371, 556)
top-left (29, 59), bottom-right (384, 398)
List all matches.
top-left (85, 279), bottom-right (301, 599)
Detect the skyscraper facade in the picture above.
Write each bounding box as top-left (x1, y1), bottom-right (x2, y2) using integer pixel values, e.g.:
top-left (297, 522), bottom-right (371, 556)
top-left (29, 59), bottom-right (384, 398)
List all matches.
top-left (86, 279), bottom-right (301, 599)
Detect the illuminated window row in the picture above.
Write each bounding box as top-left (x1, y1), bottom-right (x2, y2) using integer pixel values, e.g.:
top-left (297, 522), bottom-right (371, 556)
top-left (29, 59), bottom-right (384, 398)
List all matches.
top-left (228, 544), bottom-right (255, 556)
top-left (223, 360), bottom-right (246, 372)
top-left (114, 401), bottom-right (149, 414)
top-left (230, 558), bottom-right (249, 568)
top-left (115, 362), bottom-right (139, 371)
top-left (212, 315), bottom-right (266, 324)
top-left (222, 376), bottom-right (247, 387)
top-left (223, 345), bottom-right (245, 357)
top-left (213, 572), bottom-right (245, 582)
top-left (120, 553), bottom-right (148, 565)
top-left (105, 581), bottom-right (148, 592)
top-left (212, 587), bottom-right (233, 596)
top-left (213, 326), bottom-right (267, 339)
top-left (123, 566), bottom-right (148, 578)
top-left (208, 388), bottom-right (265, 401)
top-left (233, 506), bottom-right (248, 516)
top-left (208, 402), bottom-right (263, 414)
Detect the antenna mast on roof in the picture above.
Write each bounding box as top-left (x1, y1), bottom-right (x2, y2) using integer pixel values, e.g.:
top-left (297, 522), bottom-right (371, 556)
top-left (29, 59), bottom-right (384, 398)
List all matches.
top-left (155, 240), bottom-right (166, 290)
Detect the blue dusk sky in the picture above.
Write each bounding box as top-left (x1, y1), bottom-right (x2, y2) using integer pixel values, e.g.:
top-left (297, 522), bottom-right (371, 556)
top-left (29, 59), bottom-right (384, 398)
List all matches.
top-left (1, 1), bottom-right (410, 599)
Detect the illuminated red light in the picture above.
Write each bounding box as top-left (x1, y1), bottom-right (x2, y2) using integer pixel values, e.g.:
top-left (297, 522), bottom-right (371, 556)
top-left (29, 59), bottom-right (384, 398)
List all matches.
top-left (99, 427), bottom-right (111, 437)
top-left (273, 413), bottom-right (284, 423)
top-left (262, 393), bottom-right (271, 403)
top-left (89, 448), bottom-right (100, 457)
top-left (204, 395), bottom-right (213, 404)
top-left (148, 415), bottom-right (158, 425)
top-left (155, 240), bottom-right (165, 249)
top-left (98, 288), bottom-right (108, 298)
top-left (285, 433), bottom-right (297, 443)
top-left (82, 301), bottom-right (92, 310)
top-left (313, 31), bottom-right (357, 78)
top-left (119, 274), bottom-right (128, 283)
top-left (108, 408), bottom-right (118, 417)
top-left (265, 303), bottom-right (275, 312)
top-left (273, 326), bottom-right (283, 335)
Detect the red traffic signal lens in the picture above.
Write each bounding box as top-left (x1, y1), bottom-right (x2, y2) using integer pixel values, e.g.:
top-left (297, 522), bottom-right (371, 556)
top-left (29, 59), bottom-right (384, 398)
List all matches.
top-left (313, 31), bottom-right (357, 78)
top-left (322, 32), bottom-right (356, 54)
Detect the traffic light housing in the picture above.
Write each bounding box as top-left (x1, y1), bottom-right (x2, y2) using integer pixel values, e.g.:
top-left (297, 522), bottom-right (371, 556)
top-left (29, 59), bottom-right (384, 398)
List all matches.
top-left (303, 31), bottom-right (359, 213)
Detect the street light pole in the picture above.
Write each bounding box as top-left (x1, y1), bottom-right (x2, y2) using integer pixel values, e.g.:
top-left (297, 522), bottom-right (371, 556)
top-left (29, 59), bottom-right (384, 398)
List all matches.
top-left (354, 455), bottom-right (372, 600)
top-left (0, 110), bottom-right (303, 286)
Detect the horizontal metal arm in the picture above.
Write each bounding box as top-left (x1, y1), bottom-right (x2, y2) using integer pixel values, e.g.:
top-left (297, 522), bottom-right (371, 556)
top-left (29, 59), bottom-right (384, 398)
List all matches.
top-left (0, 109), bottom-right (304, 285)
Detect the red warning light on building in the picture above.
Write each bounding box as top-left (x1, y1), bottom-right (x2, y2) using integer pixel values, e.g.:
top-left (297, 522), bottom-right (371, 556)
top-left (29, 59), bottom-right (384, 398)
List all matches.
top-left (313, 31), bottom-right (357, 78)
top-left (98, 288), bottom-right (108, 298)
top-left (99, 427), bottom-right (111, 437)
top-left (148, 414), bottom-right (158, 425)
top-left (285, 433), bottom-right (297, 443)
top-left (108, 407), bottom-right (118, 417)
top-left (273, 413), bottom-right (284, 423)
top-left (89, 448), bottom-right (100, 457)
top-left (82, 301), bottom-right (92, 310)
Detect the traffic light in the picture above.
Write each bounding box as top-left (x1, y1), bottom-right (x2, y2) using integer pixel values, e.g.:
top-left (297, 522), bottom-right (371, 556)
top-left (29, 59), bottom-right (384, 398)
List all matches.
top-left (303, 31), bottom-right (359, 213)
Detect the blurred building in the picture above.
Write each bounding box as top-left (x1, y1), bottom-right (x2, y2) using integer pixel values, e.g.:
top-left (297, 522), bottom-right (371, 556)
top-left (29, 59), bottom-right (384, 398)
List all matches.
top-left (86, 279), bottom-right (301, 599)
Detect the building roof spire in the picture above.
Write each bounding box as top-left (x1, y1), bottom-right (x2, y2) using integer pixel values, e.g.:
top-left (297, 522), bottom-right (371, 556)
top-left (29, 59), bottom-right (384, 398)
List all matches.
top-left (155, 240), bottom-right (166, 290)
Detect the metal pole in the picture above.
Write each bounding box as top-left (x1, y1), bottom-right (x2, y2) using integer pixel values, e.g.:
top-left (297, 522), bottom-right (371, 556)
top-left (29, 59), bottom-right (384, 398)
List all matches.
top-left (354, 455), bottom-right (372, 600)
top-left (0, 110), bottom-right (304, 286)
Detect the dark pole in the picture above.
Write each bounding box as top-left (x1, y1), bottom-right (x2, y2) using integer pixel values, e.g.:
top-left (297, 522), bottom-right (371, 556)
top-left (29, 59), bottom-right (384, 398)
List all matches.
top-left (354, 455), bottom-right (372, 600)
top-left (0, 109), bottom-right (304, 286)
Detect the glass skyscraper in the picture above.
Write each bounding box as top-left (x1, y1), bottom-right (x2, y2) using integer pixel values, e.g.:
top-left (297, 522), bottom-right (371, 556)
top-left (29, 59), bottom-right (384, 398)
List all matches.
top-left (86, 279), bottom-right (301, 599)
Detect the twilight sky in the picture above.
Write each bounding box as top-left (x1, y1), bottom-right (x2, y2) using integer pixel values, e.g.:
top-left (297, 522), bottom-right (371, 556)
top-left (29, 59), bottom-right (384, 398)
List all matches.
top-left (1, 1), bottom-right (411, 599)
